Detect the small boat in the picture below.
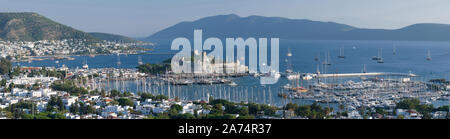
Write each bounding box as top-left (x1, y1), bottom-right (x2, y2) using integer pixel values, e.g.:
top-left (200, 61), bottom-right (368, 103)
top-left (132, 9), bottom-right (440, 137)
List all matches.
top-left (228, 82), bottom-right (237, 86)
top-left (393, 45), bottom-right (396, 55)
top-left (117, 54), bottom-right (122, 66)
top-left (372, 56), bottom-right (381, 60)
top-left (285, 69), bottom-right (293, 73)
top-left (375, 48), bottom-right (384, 63)
top-left (82, 64), bottom-right (89, 69)
top-left (426, 49), bottom-right (432, 61)
top-left (82, 58), bottom-right (89, 69)
top-left (302, 74), bottom-right (313, 80)
top-left (372, 48), bottom-right (382, 60)
top-left (138, 55), bottom-right (143, 65)
top-left (283, 84), bottom-right (292, 89)
top-left (271, 71), bottom-right (281, 78)
top-left (323, 51), bottom-right (331, 65)
top-left (289, 86), bottom-right (308, 93)
top-left (287, 73), bottom-right (300, 80)
top-left (377, 58), bottom-right (384, 63)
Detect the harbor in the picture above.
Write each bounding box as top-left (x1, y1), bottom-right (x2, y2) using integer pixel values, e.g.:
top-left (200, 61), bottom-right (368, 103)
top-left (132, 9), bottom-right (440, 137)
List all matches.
top-left (4, 39), bottom-right (450, 119)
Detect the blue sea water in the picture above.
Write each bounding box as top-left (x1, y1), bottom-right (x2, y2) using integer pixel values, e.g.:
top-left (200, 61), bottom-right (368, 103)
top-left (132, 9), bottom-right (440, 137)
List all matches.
top-left (15, 39), bottom-right (450, 107)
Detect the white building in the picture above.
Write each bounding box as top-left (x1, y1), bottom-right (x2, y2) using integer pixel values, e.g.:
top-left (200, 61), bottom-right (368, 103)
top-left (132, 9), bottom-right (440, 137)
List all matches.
top-left (30, 91), bottom-right (42, 97)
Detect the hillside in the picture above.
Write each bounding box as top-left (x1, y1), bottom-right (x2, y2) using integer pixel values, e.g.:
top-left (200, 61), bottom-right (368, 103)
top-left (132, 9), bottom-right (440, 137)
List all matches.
top-left (0, 12), bottom-right (141, 43)
top-left (0, 12), bottom-right (94, 41)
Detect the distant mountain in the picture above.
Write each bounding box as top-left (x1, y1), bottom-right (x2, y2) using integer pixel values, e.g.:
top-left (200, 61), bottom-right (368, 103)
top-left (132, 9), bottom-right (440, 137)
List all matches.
top-left (88, 32), bottom-right (141, 43)
top-left (146, 14), bottom-right (450, 41)
top-left (0, 12), bottom-right (140, 43)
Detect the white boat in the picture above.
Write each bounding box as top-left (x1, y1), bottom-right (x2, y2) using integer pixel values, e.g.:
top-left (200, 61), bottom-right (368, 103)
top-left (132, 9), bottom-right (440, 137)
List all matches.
top-left (82, 64), bottom-right (89, 69)
top-left (287, 73), bottom-right (300, 80)
top-left (138, 55), bottom-right (143, 65)
top-left (228, 82), bottom-right (237, 86)
top-left (82, 59), bottom-right (88, 69)
top-left (283, 84), bottom-right (292, 89)
top-left (271, 71), bottom-right (281, 78)
top-left (302, 74), bottom-right (313, 80)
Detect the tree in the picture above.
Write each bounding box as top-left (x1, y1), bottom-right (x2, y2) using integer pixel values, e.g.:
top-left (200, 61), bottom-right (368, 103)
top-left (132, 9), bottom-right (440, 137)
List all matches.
top-left (117, 98), bottom-right (134, 107)
top-left (396, 98), bottom-right (420, 109)
top-left (248, 103), bottom-right (261, 115)
top-left (0, 58), bottom-right (12, 75)
top-left (169, 104), bottom-right (183, 116)
top-left (57, 97), bottom-right (65, 111)
top-left (285, 103), bottom-right (298, 111)
top-left (140, 93), bottom-right (153, 101)
top-left (237, 115), bottom-right (255, 119)
top-left (296, 105), bottom-right (311, 117)
top-left (171, 113), bottom-right (196, 119)
top-left (70, 103), bottom-right (80, 115)
top-left (239, 107), bottom-right (249, 116)
top-left (0, 79), bottom-right (6, 87)
top-left (136, 63), bottom-right (170, 75)
top-left (211, 104), bottom-right (224, 115)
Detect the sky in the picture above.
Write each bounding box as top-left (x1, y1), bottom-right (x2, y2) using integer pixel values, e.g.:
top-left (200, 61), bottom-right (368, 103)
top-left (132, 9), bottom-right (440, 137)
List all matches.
top-left (1, 0), bottom-right (450, 38)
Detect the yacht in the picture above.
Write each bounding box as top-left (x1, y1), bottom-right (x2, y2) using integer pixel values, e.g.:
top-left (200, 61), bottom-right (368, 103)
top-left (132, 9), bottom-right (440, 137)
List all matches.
top-left (228, 81), bottom-right (237, 86)
top-left (372, 48), bottom-right (382, 60)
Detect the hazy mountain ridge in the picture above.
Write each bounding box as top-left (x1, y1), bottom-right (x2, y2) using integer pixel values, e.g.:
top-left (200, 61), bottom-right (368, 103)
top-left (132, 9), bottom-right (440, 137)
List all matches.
top-left (88, 32), bottom-right (141, 43)
top-left (146, 14), bottom-right (450, 41)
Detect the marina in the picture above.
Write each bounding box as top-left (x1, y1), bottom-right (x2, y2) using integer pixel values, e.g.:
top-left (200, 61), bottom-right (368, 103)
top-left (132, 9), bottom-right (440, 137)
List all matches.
top-left (12, 40), bottom-right (450, 109)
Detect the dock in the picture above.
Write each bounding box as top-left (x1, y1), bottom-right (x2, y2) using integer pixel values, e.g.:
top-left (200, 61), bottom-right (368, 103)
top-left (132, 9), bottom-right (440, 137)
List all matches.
top-left (317, 72), bottom-right (416, 78)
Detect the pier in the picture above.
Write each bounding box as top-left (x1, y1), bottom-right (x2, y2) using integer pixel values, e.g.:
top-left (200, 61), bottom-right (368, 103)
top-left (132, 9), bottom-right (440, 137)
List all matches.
top-left (317, 72), bottom-right (416, 78)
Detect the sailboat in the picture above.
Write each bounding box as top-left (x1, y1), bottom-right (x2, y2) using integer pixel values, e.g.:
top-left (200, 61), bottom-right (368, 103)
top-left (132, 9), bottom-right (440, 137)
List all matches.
top-left (377, 48), bottom-right (384, 63)
top-left (116, 53), bottom-right (122, 66)
top-left (372, 48), bottom-right (382, 61)
top-left (289, 74), bottom-right (308, 93)
top-left (393, 45), bottom-right (396, 55)
top-left (362, 64), bottom-right (367, 73)
top-left (138, 55), bottom-right (143, 65)
top-left (82, 58), bottom-right (89, 69)
top-left (323, 51), bottom-right (331, 65)
top-left (286, 48), bottom-right (293, 73)
top-left (426, 49), bottom-right (432, 61)
top-left (338, 47), bottom-right (346, 59)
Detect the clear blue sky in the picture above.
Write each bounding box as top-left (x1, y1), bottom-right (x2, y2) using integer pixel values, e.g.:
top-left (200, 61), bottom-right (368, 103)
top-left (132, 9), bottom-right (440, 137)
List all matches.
top-left (1, 0), bottom-right (450, 38)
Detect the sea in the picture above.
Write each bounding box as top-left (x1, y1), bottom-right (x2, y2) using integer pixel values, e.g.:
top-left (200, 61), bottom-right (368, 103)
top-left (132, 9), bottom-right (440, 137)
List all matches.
top-left (14, 39), bottom-right (450, 108)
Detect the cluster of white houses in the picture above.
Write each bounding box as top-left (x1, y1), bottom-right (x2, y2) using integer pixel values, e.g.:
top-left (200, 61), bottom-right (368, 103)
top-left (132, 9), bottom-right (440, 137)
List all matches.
top-left (0, 39), bottom-right (151, 61)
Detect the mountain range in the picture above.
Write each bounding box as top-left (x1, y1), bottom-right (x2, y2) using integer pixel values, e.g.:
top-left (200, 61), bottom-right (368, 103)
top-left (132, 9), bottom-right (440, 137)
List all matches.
top-left (0, 12), bottom-right (140, 43)
top-left (146, 14), bottom-right (450, 41)
top-left (2, 12), bottom-right (450, 42)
